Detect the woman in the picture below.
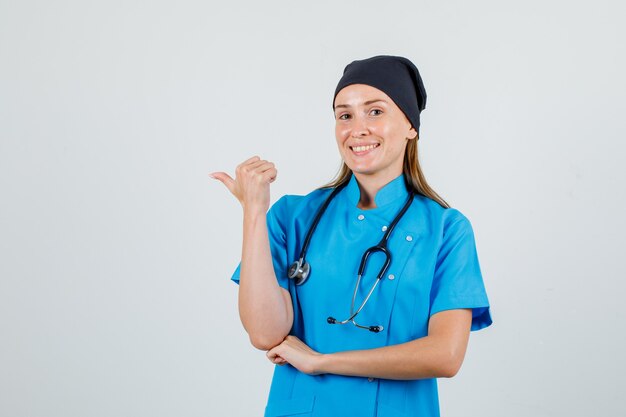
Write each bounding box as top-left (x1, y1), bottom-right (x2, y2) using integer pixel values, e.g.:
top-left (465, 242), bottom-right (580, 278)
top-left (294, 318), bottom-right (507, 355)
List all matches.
top-left (211, 55), bottom-right (492, 417)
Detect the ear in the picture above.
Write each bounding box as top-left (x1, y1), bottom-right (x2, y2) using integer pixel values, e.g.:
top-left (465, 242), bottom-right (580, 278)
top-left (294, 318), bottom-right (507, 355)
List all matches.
top-left (407, 127), bottom-right (418, 140)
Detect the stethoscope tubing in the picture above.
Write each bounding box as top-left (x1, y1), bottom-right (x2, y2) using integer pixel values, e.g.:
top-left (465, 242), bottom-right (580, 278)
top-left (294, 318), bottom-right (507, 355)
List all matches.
top-left (287, 174), bottom-right (415, 332)
top-left (298, 181), bottom-right (349, 263)
top-left (328, 190), bottom-right (414, 332)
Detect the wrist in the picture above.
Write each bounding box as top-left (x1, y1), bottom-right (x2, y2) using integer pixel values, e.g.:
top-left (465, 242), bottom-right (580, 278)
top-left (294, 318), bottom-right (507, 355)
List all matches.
top-left (243, 206), bottom-right (267, 221)
top-left (315, 353), bottom-right (334, 375)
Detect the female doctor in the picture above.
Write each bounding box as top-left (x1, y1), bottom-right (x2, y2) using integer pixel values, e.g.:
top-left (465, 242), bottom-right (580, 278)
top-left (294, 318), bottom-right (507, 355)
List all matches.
top-left (211, 55), bottom-right (492, 417)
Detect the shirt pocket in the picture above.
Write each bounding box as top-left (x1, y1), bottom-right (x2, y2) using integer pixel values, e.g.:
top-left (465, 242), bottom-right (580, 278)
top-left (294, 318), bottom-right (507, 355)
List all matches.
top-left (264, 395), bottom-right (315, 417)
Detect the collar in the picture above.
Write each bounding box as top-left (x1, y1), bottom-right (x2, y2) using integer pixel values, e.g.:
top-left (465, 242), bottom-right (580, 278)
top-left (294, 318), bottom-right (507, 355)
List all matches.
top-left (344, 172), bottom-right (411, 209)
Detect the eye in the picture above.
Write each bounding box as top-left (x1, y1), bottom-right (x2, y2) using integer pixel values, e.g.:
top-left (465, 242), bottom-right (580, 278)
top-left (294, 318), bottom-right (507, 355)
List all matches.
top-left (370, 109), bottom-right (383, 116)
top-left (337, 113), bottom-right (351, 120)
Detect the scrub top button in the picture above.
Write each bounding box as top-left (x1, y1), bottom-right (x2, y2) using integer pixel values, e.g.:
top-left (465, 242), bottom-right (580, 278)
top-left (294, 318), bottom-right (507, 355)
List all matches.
top-left (357, 214), bottom-right (365, 220)
top-left (406, 235), bottom-right (413, 242)
top-left (388, 274), bottom-right (395, 280)
top-left (368, 377), bottom-right (375, 382)
top-left (381, 225), bottom-right (388, 231)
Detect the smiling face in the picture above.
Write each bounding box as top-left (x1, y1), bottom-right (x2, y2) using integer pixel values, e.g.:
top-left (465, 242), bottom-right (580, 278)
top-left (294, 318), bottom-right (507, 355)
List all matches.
top-left (334, 84), bottom-right (417, 185)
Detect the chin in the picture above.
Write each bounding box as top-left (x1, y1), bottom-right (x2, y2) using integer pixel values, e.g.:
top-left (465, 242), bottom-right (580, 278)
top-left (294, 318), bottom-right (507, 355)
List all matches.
top-left (348, 165), bottom-right (378, 176)
top-left (344, 158), bottom-right (374, 173)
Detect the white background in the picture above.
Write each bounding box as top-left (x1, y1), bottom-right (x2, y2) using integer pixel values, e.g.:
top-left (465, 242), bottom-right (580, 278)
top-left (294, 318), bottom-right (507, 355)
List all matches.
top-left (1, 0), bottom-right (625, 416)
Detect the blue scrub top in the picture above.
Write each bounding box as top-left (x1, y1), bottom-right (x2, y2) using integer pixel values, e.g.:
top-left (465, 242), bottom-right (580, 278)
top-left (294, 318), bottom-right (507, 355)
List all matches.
top-left (231, 173), bottom-right (492, 417)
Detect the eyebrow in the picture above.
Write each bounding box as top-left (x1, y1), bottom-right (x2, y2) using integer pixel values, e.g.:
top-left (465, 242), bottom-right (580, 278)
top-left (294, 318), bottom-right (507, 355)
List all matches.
top-left (334, 99), bottom-right (388, 109)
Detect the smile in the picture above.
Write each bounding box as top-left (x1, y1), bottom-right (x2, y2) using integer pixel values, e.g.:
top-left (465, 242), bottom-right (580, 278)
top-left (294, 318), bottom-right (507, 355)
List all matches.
top-left (350, 143), bottom-right (380, 153)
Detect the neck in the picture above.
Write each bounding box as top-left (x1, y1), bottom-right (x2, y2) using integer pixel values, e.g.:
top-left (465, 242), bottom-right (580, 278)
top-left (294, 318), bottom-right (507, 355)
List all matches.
top-left (353, 171), bottom-right (402, 210)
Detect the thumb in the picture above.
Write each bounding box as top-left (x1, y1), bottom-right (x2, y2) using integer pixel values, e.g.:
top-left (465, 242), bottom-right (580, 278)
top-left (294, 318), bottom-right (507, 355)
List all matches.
top-left (209, 171), bottom-right (236, 194)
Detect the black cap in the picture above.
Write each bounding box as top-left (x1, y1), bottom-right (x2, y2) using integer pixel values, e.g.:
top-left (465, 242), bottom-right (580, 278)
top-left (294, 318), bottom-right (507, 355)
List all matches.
top-left (333, 55), bottom-right (427, 134)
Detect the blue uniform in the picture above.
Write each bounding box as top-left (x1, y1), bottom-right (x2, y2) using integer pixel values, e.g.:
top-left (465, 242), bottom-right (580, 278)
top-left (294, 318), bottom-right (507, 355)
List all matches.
top-left (231, 173), bottom-right (492, 417)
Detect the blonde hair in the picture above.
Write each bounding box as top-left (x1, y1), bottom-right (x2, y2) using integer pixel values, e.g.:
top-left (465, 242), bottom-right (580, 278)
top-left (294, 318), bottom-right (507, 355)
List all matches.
top-left (320, 136), bottom-right (450, 209)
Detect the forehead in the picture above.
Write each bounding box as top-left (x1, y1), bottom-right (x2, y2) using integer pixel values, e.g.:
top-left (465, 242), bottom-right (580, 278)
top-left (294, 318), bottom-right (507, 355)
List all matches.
top-left (334, 84), bottom-right (394, 108)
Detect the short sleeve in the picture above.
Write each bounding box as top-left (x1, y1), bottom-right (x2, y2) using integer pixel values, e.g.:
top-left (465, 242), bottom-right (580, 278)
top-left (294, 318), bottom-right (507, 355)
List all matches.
top-left (429, 212), bottom-right (492, 331)
top-left (230, 196), bottom-right (291, 291)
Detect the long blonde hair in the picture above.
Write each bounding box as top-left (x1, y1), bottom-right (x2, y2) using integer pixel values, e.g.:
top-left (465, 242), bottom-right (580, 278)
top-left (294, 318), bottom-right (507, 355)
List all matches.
top-left (320, 136), bottom-right (450, 209)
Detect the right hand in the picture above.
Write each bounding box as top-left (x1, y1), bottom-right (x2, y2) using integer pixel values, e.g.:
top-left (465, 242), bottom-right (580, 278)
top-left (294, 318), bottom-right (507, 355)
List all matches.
top-left (210, 156), bottom-right (277, 213)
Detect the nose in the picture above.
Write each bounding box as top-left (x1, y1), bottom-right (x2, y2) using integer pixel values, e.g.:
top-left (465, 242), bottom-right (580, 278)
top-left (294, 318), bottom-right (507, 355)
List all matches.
top-left (350, 115), bottom-right (369, 138)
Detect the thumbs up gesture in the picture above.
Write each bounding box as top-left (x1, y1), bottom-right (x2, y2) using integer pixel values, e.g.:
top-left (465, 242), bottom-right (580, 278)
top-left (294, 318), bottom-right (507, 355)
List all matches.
top-left (210, 156), bottom-right (277, 214)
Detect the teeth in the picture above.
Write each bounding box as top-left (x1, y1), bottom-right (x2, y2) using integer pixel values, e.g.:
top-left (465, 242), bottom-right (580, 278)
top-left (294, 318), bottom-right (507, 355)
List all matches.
top-left (352, 144), bottom-right (378, 152)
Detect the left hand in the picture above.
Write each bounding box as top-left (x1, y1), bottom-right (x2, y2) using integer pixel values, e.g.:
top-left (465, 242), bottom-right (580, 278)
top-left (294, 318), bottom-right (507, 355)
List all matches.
top-left (266, 335), bottom-right (324, 375)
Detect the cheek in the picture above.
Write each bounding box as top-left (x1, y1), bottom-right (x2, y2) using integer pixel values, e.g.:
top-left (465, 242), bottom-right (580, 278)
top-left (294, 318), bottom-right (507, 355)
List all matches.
top-left (335, 125), bottom-right (349, 143)
top-left (380, 124), bottom-right (408, 145)
top-left (369, 118), bottom-right (391, 135)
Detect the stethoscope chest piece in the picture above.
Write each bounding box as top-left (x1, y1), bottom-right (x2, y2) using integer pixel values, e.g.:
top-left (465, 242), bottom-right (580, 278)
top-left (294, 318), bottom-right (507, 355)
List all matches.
top-left (287, 259), bottom-right (310, 286)
top-left (286, 182), bottom-right (348, 287)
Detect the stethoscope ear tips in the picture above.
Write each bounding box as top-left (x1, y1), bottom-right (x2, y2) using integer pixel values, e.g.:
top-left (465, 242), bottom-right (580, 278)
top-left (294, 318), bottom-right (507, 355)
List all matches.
top-left (287, 259), bottom-right (311, 286)
top-left (327, 317), bottom-right (383, 332)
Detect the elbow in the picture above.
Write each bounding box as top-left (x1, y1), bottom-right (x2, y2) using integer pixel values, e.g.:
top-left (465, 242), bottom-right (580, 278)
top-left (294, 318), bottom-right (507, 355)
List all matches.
top-left (248, 333), bottom-right (286, 351)
top-left (245, 319), bottom-right (292, 350)
top-left (240, 312), bottom-right (293, 351)
top-left (438, 362), bottom-right (461, 378)
top-left (437, 352), bottom-right (464, 378)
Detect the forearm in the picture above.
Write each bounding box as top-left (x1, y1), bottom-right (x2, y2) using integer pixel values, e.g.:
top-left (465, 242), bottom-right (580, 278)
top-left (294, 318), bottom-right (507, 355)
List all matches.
top-left (238, 209), bottom-right (292, 349)
top-left (318, 334), bottom-right (464, 380)
top-left (313, 310), bottom-right (472, 379)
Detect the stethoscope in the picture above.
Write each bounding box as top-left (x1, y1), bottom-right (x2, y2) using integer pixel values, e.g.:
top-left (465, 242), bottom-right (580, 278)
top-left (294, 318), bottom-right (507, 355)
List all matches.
top-left (287, 176), bottom-right (415, 333)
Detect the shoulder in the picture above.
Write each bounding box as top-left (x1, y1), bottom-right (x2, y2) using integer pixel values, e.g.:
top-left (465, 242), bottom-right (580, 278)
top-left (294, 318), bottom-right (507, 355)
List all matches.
top-left (268, 187), bottom-right (333, 221)
top-left (409, 194), bottom-right (475, 238)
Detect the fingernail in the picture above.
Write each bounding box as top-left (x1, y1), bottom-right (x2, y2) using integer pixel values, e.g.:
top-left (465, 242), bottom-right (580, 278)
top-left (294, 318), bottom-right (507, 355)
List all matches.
top-left (208, 173), bottom-right (216, 179)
